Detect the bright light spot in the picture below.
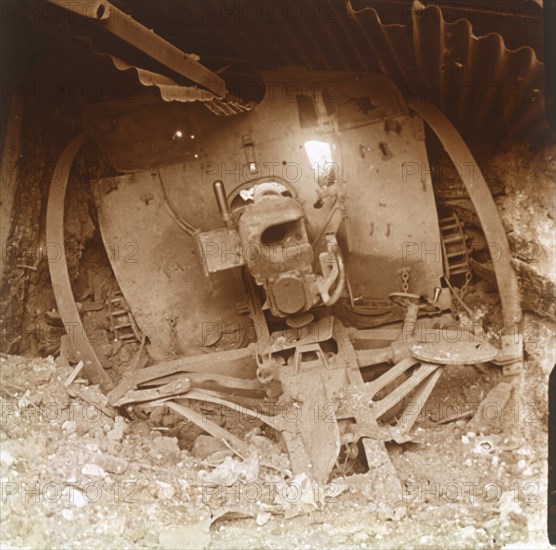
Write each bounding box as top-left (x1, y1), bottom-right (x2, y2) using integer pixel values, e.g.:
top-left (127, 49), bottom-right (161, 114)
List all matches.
top-left (190, 134), bottom-right (195, 139)
top-left (248, 162), bottom-right (257, 173)
top-left (173, 130), bottom-right (183, 139)
top-left (304, 140), bottom-right (333, 168)
top-left (194, 154), bottom-right (199, 158)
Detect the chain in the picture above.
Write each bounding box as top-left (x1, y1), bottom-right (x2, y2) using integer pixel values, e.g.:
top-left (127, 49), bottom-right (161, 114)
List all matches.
top-left (460, 269), bottom-right (473, 299)
top-left (398, 267), bottom-right (411, 293)
top-left (450, 265), bottom-right (473, 318)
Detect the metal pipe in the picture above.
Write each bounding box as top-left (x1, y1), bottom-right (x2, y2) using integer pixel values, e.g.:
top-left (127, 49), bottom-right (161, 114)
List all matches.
top-left (48, 0), bottom-right (226, 98)
top-left (213, 180), bottom-right (233, 228)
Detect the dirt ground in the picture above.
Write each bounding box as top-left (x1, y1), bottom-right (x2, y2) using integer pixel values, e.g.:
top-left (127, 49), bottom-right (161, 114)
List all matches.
top-left (0, 346), bottom-right (550, 550)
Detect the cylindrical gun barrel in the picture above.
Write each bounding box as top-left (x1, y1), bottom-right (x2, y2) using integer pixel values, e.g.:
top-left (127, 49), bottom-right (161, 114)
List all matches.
top-left (213, 180), bottom-right (233, 228)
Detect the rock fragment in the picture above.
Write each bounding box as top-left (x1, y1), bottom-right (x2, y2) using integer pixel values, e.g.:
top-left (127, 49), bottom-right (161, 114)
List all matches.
top-left (192, 435), bottom-right (229, 459)
top-left (468, 382), bottom-right (513, 434)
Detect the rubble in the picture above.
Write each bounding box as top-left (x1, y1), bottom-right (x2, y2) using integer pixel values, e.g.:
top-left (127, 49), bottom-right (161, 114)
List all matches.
top-left (159, 519), bottom-right (212, 550)
top-left (192, 435), bottom-right (231, 460)
top-left (0, 352), bottom-right (549, 548)
top-left (468, 382), bottom-right (513, 434)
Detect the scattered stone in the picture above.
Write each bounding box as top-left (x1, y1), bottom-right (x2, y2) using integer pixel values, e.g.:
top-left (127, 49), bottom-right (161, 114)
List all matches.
top-left (148, 436), bottom-right (181, 464)
top-left (42, 384), bottom-right (71, 410)
top-left (192, 435), bottom-right (229, 460)
top-left (256, 510), bottom-right (271, 526)
top-left (161, 411), bottom-right (182, 428)
top-left (159, 519), bottom-right (212, 550)
top-left (128, 525), bottom-right (147, 543)
top-left (272, 473), bottom-right (342, 518)
top-left (203, 454), bottom-right (259, 486)
top-left (73, 404), bottom-right (97, 436)
top-left (62, 486), bottom-right (87, 507)
top-left (81, 463), bottom-right (106, 477)
top-left (0, 449), bottom-right (15, 466)
top-left (107, 416), bottom-right (128, 442)
top-left (93, 454), bottom-right (128, 475)
top-left (62, 509), bottom-right (74, 521)
top-left (156, 482), bottom-right (176, 500)
top-left (129, 420), bottom-right (151, 436)
top-left (29, 365), bottom-right (53, 386)
top-left (62, 420), bottom-right (76, 433)
top-left (458, 525), bottom-right (478, 539)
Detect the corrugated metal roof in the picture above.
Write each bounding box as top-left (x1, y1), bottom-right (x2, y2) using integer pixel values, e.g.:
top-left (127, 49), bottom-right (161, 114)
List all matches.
top-left (55, 0), bottom-right (550, 142)
top-left (411, 2), bottom-right (547, 144)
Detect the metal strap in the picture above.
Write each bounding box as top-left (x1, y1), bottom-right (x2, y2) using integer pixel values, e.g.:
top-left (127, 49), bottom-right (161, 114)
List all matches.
top-left (46, 133), bottom-right (113, 390)
top-left (408, 99), bottom-right (522, 335)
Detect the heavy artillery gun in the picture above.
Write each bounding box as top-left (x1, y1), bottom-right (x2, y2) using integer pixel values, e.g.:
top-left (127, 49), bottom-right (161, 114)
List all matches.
top-left (7, 0), bottom-right (546, 508)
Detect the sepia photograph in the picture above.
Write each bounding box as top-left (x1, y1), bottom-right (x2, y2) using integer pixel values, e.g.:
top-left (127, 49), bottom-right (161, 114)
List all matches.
top-left (0, 1), bottom-right (554, 548)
